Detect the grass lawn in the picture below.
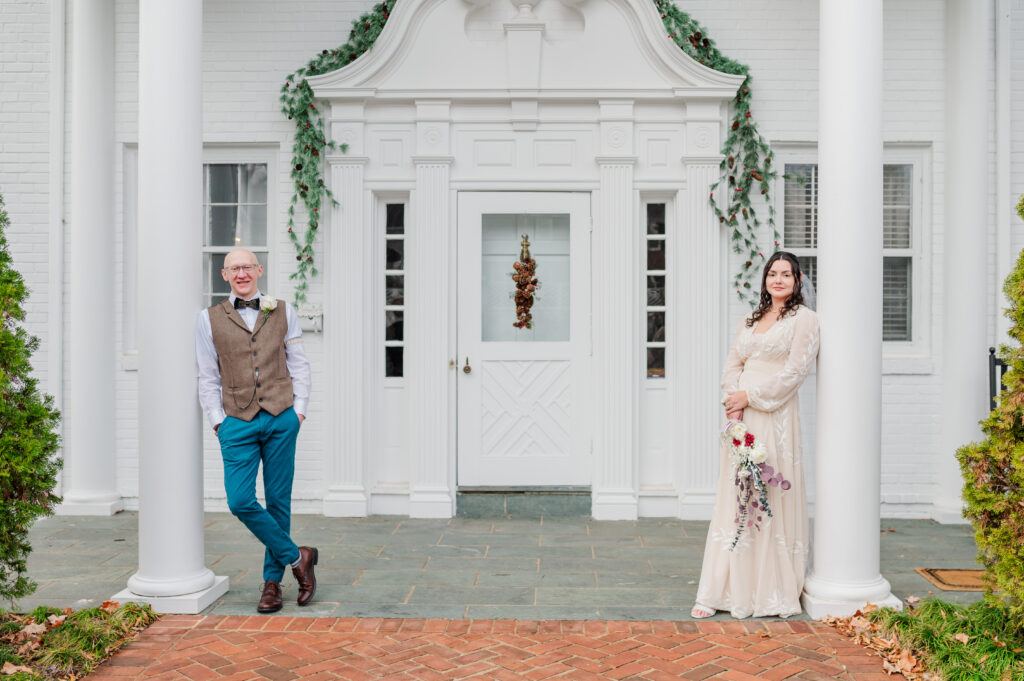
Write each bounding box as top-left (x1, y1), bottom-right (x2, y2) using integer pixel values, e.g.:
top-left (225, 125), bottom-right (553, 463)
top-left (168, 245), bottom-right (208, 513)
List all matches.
top-left (826, 598), bottom-right (1024, 681)
top-left (0, 602), bottom-right (158, 681)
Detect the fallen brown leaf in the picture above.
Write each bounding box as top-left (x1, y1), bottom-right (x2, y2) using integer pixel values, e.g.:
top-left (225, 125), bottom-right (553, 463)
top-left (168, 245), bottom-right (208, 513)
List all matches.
top-left (954, 633), bottom-right (970, 644)
top-left (18, 622), bottom-right (46, 639)
top-left (822, 607), bottom-right (940, 681)
top-left (758, 630), bottom-right (771, 638)
top-left (906, 596), bottom-right (921, 605)
top-left (101, 601), bottom-right (120, 613)
top-left (1, 662), bottom-right (34, 676)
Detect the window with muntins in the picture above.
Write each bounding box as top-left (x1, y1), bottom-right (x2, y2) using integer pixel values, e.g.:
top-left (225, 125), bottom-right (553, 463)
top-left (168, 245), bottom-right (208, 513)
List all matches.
top-left (202, 163), bottom-right (269, 307)
top-left (783, 163), bottom-right (914, 342)
top-left (384, 203), bottom-right (405, 377)
top-left (645, 203), bottom-right (667, 378)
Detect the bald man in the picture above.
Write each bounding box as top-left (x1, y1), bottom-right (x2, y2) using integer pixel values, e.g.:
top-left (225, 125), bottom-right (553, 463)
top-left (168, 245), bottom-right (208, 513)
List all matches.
top-left (195, 249), bottom-right (316, 613)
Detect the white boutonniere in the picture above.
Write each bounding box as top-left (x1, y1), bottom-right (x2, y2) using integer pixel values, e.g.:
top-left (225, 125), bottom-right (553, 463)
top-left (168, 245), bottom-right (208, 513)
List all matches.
top-left (260, 296), bottom-right (277, 320)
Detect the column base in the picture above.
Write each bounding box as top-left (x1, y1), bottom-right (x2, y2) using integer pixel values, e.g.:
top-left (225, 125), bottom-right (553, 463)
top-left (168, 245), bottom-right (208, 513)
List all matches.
top-left (56, 495), bottom-right (124, 516)
top-left (322, 487), bottom-right (368, 517)
top-left (678, 491), bottom-right (715, 520)
top-left (592, 492), bottom-right (638, 521)
top-left (801, 573), bottom-right (903, 619)
top-left (409, 488), bottom-right (454, 518)
top-left (113, 575), bottom-right (228, 615)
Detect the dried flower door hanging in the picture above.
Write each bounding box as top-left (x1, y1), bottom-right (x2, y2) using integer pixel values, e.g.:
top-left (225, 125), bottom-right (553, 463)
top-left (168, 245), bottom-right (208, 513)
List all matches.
top-left (511, 234), bottom-right (539, 330)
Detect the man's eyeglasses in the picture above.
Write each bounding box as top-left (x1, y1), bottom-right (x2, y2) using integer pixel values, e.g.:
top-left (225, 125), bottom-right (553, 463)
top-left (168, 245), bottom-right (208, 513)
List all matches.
top-left (224, 264), bottom-right (260, 274)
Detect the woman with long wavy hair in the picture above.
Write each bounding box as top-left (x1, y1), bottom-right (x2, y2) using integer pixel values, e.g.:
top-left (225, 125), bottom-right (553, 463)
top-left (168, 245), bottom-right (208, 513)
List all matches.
top-left (691, 251), bottom-right (820, 619)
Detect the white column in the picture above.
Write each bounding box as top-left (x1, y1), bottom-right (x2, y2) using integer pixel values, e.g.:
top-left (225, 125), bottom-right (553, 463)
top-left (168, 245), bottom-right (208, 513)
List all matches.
top-left (677, 160), bottom-right (724, 519)
top-left (408, 101), bottom-right (455, 518)
top-left (935, 0), bottom-right (992, 523)
top-left (60, 0), bottom-right (122, 515)
top-left (323, 153), bottom-right (369, 516)
top-left (592, 101), bottom-right (638, 520)
top-left (117, 0), bottom-right (228, 613)
top-left (802, 0), bottom-right (900, 618)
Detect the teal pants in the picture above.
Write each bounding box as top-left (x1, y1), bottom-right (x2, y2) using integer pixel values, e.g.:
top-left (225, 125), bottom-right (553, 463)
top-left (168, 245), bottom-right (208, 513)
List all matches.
top-left (218, 408), bottom-right (302, 582)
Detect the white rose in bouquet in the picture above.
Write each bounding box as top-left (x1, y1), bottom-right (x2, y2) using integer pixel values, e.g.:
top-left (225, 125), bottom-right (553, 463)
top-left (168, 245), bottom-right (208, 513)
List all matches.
top-left (728, 449), bottom-right (744, 471)
top-left (726, 420), bottom-right (747, 440)
top-left (750, 441), bottom-right (768, 464)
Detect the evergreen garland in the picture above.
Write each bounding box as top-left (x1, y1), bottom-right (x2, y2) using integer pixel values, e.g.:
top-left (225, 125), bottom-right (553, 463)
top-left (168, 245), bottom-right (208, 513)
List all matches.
top-left (281, 0), bottom-right (778, 303)
top-left (279, 1), bottom-right (395, 303)
top-left (655, 0), bottom-right (781, 303)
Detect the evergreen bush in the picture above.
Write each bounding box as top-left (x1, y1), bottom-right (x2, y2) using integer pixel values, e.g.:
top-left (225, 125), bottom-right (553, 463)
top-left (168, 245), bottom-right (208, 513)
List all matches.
top-left (0, 194), bottom-right (62, 604)
top-left (957, 196), bottom-right (1024, 629)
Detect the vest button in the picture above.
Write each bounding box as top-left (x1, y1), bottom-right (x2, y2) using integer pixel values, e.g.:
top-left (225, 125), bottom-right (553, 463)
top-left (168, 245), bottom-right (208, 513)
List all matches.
top-left (251, 337), bottom-right (256, 343)
top-left (253, 352), bottom-right (257, 357)
top-left (258, 398), bottom-right (263, 403)
top-left (256, 383), bottom-right (261, 388)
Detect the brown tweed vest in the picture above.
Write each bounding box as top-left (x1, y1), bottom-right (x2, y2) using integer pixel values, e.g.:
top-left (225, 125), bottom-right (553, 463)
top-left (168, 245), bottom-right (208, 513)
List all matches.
top-left (208, 299), bottom-right (294, 421)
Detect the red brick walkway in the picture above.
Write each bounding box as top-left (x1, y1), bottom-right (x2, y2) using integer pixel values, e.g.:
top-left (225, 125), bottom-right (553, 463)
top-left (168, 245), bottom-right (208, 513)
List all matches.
top-left (90, 616), bottom-right (903, 681)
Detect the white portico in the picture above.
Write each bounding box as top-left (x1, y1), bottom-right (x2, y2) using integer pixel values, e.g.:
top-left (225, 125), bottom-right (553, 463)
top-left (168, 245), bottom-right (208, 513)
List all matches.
top-left (306, 0), bottom-right (744, 521)
top-left (42, 0), bottom-right (927, 616)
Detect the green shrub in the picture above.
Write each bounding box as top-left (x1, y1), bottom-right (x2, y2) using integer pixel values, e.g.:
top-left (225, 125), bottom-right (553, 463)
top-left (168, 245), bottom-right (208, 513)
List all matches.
top-left (957, 197), bottom-right (1024, 628)
top-left (870, 599), bottom-right (1024, 681)
top-left (0, 194), bottom-right (62, 605)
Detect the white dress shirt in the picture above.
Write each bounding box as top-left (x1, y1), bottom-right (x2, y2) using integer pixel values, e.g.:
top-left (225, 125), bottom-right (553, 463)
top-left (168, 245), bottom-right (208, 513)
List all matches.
top-left (195, 291), bottom-right (311, 429)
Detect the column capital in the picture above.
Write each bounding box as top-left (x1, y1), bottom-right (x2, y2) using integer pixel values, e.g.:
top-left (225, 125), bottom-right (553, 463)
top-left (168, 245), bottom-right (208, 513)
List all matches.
top-left (412, 155), bottom-right (455, 165)
top-left (681, 155), bottom-right (724, 167)
top-left (326, 155), bottom-right (369, 166)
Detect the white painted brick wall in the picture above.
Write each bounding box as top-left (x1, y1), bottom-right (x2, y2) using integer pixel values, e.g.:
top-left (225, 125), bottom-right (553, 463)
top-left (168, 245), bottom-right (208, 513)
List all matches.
top-left (0, 0), bottom-right (51, 392)
top-left (5, 0), bottom-right (1020, 516)
top-left (684, 0), bottom-right (950, 513)
top-left (1012, 1), bottom-right (1024, 260)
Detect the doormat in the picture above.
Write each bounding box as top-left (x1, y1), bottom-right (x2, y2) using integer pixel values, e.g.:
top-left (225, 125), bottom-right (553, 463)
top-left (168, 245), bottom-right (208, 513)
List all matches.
top-left (914, 567), bottom-right (986, 591)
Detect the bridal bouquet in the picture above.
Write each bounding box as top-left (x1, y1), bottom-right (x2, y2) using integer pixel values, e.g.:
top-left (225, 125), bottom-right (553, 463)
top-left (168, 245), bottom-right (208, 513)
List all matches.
top-left (721, 419), bottom-right (791, 550)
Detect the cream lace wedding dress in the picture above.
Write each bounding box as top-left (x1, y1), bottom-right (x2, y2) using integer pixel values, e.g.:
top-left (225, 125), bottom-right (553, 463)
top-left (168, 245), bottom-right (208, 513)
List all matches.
top-left (695, 305), bottom-right (820, 618)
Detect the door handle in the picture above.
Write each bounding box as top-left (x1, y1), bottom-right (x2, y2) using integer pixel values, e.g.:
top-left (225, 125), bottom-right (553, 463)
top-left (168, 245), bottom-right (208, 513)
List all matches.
top-left (463, 357), bottom-right (472, 374)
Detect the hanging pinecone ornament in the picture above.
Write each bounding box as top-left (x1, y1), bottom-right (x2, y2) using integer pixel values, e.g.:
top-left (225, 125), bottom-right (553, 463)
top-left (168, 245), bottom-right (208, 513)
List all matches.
top-left (511, 234), bottom-right (538, 329)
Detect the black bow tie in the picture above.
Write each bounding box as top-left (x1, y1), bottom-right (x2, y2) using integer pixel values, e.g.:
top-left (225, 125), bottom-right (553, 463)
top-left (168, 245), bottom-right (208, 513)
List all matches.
top-left (234, 298), bottom-right (259, 310)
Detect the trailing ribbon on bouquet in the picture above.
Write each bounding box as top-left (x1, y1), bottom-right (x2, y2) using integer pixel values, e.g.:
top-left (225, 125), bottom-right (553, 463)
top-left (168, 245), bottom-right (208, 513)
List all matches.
top-left (721, 419), bottom-right (791, 550)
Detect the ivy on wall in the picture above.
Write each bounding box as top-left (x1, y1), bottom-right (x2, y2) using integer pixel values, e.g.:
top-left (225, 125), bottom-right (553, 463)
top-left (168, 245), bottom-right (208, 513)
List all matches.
top-left (280, 0), bottom-right (778, 304)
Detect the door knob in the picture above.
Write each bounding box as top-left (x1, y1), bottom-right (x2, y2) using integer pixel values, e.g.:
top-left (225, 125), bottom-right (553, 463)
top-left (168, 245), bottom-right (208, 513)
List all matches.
top-left (463, 357), bottom-right (472, 374)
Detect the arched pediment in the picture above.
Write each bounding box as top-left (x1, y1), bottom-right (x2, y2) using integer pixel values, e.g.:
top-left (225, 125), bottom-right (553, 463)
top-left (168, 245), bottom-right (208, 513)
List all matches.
top-left (307, 0), bottom-right (744, 99)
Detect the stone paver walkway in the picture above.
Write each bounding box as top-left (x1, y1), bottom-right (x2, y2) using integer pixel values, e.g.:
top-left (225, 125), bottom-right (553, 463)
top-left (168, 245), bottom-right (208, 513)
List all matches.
top-left (89, 615), bottom-right (901, 681)
top-left (22, 514), bottom-right (982, 619)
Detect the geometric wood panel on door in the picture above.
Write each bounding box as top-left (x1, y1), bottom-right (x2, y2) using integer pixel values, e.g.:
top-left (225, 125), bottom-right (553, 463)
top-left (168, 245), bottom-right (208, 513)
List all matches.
top-left (481, 360), bottom-right (570, 458)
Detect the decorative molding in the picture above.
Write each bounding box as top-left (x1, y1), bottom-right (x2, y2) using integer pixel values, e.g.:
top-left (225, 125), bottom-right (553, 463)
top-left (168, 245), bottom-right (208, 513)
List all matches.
top-left (324, 162), bottom-right (369, 517)
top-left (306, 0), bottom-right (745, 98)
top-left (678, 164), bottom-right (723, 508)
top-left (326, 155), bottom-right (369, 166)
top-left (681, 155), bottom-right (725, 166)
top-left (411, 155), bottom-right (455, 165)
top-left (594, 156), bottom-right (638, 165)
top-left (407, 161), bottom-right (455, 518)
top-left (591, 162), bottom-right (638, 521)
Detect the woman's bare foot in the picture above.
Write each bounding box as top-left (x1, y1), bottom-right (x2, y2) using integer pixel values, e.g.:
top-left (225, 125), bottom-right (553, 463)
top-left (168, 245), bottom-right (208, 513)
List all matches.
top-left (690, 604), bottom-right (716, 619)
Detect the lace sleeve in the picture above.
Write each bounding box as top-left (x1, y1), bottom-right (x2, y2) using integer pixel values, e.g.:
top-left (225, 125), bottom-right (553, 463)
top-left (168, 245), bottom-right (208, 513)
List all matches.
top-left (720, 317), bottom-right (748, 403)
top-left (746, 307), bottom-right (820, 412)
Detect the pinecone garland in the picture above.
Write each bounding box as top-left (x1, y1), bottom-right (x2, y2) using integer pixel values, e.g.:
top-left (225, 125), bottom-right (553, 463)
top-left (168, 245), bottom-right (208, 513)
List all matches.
top-left (512, 235), bottom-right (538, 330)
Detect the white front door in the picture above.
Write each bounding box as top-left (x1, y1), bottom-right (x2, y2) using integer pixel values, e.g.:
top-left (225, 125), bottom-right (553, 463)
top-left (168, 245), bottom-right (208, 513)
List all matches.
top-left (457, 192), bottom-right (592, 487)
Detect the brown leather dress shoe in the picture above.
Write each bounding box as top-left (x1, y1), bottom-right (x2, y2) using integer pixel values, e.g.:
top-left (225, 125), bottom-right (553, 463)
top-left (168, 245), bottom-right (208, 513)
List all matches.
top-left (257, 581), bottom-right (282, 613)
top-left (291, 546), bottom-right (318, 606)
